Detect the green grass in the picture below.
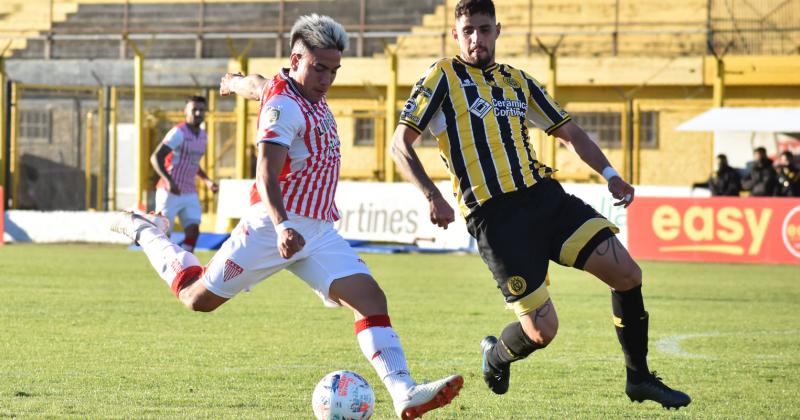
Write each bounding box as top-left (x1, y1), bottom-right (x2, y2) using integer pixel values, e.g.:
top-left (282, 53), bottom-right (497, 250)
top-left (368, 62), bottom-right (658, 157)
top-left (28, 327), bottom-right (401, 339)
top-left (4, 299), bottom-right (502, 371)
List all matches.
top-left (1, 244), bottom-right (799, 419)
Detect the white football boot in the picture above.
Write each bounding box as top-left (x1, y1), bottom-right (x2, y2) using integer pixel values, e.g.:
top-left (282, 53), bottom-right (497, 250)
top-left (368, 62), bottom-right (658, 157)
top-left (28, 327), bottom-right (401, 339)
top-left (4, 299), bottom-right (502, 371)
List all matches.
top-left (109, 210), bottom-right (169, 242)
top-left (393, 374), bottom-right (463, 420)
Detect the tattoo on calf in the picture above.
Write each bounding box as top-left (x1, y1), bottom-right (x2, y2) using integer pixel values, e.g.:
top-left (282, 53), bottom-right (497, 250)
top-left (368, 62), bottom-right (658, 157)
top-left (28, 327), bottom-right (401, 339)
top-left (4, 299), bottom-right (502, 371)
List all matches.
top-left (594, 237), bottom-right (620, 264)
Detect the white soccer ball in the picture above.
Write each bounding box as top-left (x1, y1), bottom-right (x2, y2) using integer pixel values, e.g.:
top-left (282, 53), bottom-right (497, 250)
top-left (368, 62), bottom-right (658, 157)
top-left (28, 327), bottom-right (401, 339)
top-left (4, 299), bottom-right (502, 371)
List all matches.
top-left (312, 370), bottom-right (375, 420)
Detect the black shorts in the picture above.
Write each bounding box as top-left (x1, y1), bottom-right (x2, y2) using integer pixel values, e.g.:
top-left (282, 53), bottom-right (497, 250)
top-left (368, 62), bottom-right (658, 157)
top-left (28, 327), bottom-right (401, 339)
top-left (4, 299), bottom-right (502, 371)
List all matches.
top-left (466, 178), bottom-right (618, 316)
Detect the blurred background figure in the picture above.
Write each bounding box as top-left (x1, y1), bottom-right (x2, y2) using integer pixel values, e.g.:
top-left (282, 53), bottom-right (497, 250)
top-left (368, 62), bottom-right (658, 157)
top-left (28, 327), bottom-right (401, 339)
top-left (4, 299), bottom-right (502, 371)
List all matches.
top-left (742, 147), bottom-right (778, 197)
top-left (775, 151), bottom-right (800, 197)
top-left (708, 154), bottom-right (742, 196)
top-left (151, 96), bottom-right (219, 252)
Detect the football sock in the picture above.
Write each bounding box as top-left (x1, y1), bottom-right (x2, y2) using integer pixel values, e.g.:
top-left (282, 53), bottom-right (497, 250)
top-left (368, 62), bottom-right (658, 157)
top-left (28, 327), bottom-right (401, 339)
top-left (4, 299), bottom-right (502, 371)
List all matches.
top-left (488, 321), bottom-right (543, 370)
top-left (181, 235), bottom-right (197, 252)
top-left (137, 225), bottom-right (202, 293)
top-left (611, 285), bottom-right (650, 383)
top-left (355, 315), bottom-right (415, 401)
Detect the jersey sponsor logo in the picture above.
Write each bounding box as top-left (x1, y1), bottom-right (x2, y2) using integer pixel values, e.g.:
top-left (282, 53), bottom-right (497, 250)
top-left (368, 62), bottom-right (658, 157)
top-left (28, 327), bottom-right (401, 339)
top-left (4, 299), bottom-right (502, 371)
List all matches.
top-left (265, 106), bottom-right (281, 124)
top-left (507, 276), bottom-right (527, 296)
top-left (469, 98), bottom-right (493, 119)
top-left (223, 259), bottom-right (244, 282)
top-left (317, 110), bottom-right (336, 136)
top-left (491, 98), bottom-right (527, 118)
top-left (413, 85), bottom-right (433, 98)
top-left (325, 136), bottom-right (341, 158)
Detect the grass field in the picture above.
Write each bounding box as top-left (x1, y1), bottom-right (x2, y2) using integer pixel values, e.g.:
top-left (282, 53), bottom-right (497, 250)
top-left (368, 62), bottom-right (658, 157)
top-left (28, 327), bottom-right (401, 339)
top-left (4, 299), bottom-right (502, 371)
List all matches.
top-left (1, 244), bottom-right (799, 419)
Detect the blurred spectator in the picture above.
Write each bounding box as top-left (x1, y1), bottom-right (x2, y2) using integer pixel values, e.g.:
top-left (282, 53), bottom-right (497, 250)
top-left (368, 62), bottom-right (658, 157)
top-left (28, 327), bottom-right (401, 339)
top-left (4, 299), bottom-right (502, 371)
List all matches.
top-left (708, 154), bottom-right (741, 196)
top-left (742, 147), bottom-right (778, 197)
top-left (775, 151), bottom-right (800, 197)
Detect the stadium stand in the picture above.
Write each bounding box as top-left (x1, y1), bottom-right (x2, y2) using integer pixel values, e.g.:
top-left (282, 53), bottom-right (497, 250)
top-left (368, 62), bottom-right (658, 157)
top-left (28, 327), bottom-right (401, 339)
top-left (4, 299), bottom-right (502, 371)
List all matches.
top-left (393, 0), bottom-right (800, 57)
top-left (4, 0), bottom-right (798, 59)
top-left (4, 0), bottom-right (442, 58)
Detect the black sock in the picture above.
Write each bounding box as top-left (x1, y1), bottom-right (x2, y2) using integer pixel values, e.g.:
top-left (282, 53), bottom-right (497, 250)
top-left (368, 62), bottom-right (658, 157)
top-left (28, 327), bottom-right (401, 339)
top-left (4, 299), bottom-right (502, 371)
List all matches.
top-left (611, 285), bottom-right (650, 383)
top-left (487, 322), bottom-right (542, 371)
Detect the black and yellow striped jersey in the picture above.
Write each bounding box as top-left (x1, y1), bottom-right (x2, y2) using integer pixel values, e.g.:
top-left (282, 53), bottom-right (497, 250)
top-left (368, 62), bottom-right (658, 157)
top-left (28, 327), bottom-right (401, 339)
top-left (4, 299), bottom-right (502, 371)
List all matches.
top-left (399, 56), bottom-right (571, 217)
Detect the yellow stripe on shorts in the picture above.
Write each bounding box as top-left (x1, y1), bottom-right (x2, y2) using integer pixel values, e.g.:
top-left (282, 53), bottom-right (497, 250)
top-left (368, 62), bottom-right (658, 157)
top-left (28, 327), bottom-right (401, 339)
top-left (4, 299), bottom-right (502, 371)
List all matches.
top-left (506, 282), bottom-right (550, 317)
top-left (559, 218), bottom-right (620, 267)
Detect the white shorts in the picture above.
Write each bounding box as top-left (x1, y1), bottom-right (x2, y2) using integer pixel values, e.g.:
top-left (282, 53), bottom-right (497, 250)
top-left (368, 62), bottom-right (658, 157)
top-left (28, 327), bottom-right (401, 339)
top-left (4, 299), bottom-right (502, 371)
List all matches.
top-left (201, 206), bottom-right (372, 306)
top-left (155, 189), bottom-right (202, 231)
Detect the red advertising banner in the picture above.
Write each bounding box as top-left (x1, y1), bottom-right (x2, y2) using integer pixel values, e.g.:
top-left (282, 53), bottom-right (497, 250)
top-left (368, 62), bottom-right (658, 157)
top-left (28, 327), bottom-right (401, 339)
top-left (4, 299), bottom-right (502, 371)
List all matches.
top-left (628, 197), bottom-right (800, 264)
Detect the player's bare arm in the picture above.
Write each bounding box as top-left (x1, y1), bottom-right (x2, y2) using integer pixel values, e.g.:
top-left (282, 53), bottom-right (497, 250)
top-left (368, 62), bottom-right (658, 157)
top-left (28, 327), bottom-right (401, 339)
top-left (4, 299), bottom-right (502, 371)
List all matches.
top-left (391, 125), bottom-right (455, 229)
top-left (256, 142), bottom-right (305, 258)
top-left (150, 143), bottom-right (180, 195)
top-left (220, 73), bottom-right (267, 100)
top-left (552, 120), bottom-right (635, 208)
top-left (196, 167), bottom-right (218, 193)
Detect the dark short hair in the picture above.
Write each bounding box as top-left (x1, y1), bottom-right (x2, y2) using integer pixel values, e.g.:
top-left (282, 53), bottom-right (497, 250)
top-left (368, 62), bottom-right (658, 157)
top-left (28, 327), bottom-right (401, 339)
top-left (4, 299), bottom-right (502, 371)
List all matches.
top-left (455, 0), bottom-right (495, 19)
top-left (187, 95), bottom-right (207, 105)
top-left (716, 154), bottom-right (727, 160)
top-left (754, 147), bottom-right (767, 155)
top-left (781, 150), bottom-right (794, 160)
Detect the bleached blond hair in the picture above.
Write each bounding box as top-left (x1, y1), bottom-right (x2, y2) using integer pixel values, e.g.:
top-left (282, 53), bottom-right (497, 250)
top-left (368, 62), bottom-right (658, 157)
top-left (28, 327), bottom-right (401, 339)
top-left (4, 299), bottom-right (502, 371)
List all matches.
top-left (289, 14), bottom-right (348, 52)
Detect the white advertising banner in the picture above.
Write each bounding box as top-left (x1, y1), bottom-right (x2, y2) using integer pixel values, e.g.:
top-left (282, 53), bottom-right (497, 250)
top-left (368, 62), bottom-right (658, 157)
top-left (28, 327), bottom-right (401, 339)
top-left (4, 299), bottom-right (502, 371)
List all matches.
top-left (214, 180), bottom-right (708, 251)
top-left (335, 181), bottom-right (472, 250)
top-left (3, 211), bottom-right (131, 244)
top-left (214, 179), bottom-right (472, 250)
top-left (214, 179), bottom-right (254, 232)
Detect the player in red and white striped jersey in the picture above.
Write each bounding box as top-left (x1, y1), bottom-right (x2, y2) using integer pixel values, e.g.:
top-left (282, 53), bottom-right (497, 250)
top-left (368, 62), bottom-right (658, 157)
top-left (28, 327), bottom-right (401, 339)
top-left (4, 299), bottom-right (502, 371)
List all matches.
top-left (150, 96), bottom-right (218, 252)
top-left (110, 14), bottom-right (461, 420)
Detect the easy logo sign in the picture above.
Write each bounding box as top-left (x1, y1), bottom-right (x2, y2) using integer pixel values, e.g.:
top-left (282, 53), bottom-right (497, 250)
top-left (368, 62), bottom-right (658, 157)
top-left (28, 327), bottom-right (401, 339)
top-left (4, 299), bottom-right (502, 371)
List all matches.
top-left (628, 197), bottom-right (800, 264)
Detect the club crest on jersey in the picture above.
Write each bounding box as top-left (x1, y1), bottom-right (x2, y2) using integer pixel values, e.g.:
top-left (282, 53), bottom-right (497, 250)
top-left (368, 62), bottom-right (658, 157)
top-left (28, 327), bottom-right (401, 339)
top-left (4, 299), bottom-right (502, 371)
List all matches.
top-left (507, 276), bottom-right (527, 296)
top-left (265, 106), bottom-right (281, 124)
top-left (460, 78), bottom-right (477, 88)
top-left (503, 76), bottom-right (521, 89)
top-left (223, 259), bottom-right (244, 283)
top-left (469, 98), bottom-right (493, 119)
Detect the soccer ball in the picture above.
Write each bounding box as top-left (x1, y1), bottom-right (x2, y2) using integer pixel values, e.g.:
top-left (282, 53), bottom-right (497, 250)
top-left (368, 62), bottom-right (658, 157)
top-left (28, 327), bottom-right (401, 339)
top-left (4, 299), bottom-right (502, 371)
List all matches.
top-left (312, 370), bottom-right (375, 420)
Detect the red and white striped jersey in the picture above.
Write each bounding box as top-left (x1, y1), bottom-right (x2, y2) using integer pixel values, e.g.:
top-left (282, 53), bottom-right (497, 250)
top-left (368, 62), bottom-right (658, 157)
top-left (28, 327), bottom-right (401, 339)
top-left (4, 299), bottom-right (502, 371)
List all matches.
top-left (249, 70), bottom-right (341, 221)
top-left (156, 122), bottom-right (208, 194)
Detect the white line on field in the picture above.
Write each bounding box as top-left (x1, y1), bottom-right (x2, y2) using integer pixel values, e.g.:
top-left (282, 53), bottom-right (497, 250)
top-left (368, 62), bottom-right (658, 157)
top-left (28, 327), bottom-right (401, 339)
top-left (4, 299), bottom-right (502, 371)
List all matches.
top-left (654, 329), bottom-right (800, 360)
top-left (654, 332), bottom-right (720, 360)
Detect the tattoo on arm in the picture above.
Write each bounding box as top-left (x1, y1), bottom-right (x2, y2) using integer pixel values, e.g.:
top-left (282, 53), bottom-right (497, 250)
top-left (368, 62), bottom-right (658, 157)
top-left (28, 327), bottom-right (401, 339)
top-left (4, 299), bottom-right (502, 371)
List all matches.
top-left (594, 237), bottom-right (620, 264)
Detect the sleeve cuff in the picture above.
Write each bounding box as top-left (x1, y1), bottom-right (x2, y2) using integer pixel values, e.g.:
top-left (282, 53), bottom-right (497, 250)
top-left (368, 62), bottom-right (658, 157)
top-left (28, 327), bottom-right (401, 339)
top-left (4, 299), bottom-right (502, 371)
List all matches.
top-left (398, 120), bottom-right (423, 134)
top-left (545, 116), bottom-right (571, 136)
top-left (257, 139), bottom-right (290, 148)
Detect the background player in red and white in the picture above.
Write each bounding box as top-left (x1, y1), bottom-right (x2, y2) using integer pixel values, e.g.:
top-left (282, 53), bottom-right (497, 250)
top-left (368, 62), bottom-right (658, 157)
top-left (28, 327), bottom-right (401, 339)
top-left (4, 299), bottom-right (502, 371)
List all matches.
top-left (111, 14), bottom-right (461, 420)
top-left (150, 96), bottom-right (218, 252)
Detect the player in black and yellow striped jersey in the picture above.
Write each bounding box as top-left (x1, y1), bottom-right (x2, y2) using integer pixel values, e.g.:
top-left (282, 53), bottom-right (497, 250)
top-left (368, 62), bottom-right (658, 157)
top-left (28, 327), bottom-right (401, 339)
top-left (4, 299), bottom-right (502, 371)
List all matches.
top-left (399, 55), bottom-right (569, 216)
top-left (391, 0), bottom-right (691, 411)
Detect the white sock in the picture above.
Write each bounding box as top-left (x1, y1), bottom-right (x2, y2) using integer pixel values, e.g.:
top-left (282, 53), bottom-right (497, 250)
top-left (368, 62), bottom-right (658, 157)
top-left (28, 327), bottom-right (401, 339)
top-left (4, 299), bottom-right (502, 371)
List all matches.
top-left (355, 317), bottom-right (415, 401)
top-left (137, 225), bottom-right (201, 288)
